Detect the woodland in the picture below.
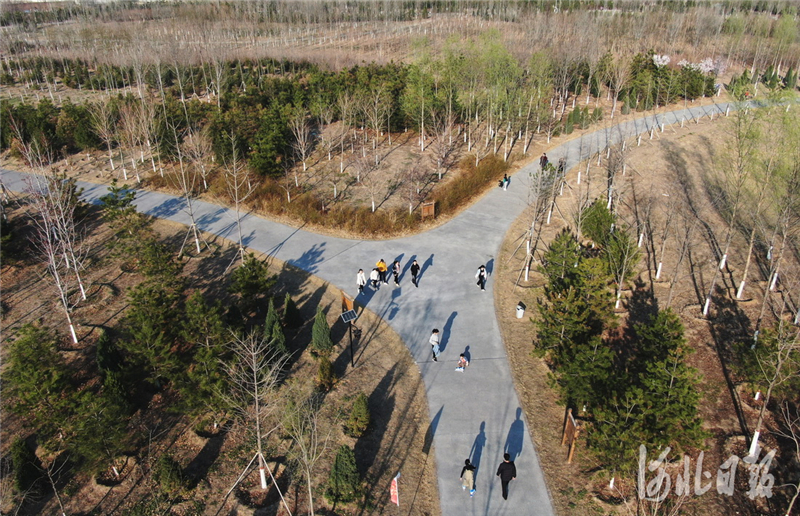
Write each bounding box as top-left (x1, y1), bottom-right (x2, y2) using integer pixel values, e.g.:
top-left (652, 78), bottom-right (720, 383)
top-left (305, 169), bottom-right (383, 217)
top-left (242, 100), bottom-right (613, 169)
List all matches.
top-left (2, 0), bottom-right (800, 515)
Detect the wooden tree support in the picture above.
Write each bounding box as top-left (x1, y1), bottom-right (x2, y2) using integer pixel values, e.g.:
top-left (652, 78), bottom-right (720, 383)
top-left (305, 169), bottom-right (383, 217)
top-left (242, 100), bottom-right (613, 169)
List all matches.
top-left (561, 408), bottom-right (581, 464)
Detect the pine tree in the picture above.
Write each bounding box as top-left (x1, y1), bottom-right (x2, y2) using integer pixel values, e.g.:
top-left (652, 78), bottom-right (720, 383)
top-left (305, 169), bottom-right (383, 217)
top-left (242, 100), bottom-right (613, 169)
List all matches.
top-left (179, 292), bottom-right (229, 417)
top-left (326, 445), bottom-right (361, 504)
top-left (11, 437), bottom-right (41, 494)
top-left (311, 306), bottom-right (334, 357)
top-left (283, 292), bottom-right (304, 328)
top-left (5, 324), bottom-right (73, 436)
top-left (270, 320), bottom-right (288, 356)
top-left (317, 356), bottom-right (337, 392)
top-left (122, 281), bottom-right (182, 387)
top-left (264, 297), bottom-right (279, 338)
top-left (229, 253), bottom-right (276, 315)
top-left (539, 229), bottom-right (583, 295)
top-left (345, 393), bottom-right (370, 437)
top-left (581, 199), bottom-right (615, 247)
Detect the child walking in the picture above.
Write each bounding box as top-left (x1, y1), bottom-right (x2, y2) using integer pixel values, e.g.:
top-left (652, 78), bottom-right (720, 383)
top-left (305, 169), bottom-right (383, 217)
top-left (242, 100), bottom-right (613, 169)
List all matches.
top-left (460, 459), bottom-right (476, 497)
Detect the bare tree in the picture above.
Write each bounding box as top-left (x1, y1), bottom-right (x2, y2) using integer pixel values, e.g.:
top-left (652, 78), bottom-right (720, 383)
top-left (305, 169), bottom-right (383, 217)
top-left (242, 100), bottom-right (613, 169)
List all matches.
top-left (26, 174), bottom-right (81, 344)
top-left (282, 383), bottom-right (337, 516)
top-left (222, 133), bottom-right (258, 269)
top-left (429, 107), bottom-right (458, 180)
top-left (607, 49), bottom-right (634, 119)
top-left (747, 316), bottom-right (800, 457)
top-left (170, 126), bottom-right (209, 257)
top-left (289, 106), bottom-right (314, 178)
top-left (90, 100), bottom-right (117, 174)
top-left (220, 331), bottom-right (292, 512)
top-left (777, 402), bottom-right (800, 516)
top-left (703, 108), bottom-right (760, 317)
top-left (182, 126), bottom-right (214, 190)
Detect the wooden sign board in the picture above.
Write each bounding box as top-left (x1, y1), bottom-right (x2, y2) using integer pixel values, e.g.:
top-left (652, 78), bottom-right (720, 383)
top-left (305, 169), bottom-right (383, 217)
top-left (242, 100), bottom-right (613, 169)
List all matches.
top-left (421, 201), bottom-right (436, 219)
top-left (341, 291), bottom-right (354, 313)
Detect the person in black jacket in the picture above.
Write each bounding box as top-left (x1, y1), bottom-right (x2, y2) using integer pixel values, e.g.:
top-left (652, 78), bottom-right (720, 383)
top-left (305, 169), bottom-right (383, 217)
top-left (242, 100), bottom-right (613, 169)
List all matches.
top-left (410, 259), bottom-right (420, 287)
top-left (496, 453), bottom-right (516, 500)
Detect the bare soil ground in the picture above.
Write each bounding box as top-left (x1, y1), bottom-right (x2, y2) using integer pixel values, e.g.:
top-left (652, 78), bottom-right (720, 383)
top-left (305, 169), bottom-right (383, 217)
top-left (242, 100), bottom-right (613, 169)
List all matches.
top-left (0, 204), bottom-right (439, 515)
top-left (495, 115), bottom-right (793, 515)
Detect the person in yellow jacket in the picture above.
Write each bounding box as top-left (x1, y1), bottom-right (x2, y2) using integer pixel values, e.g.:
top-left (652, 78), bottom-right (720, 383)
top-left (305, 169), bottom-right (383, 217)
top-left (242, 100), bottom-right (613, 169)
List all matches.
top-left (376, 259), bottom-right (388, 284)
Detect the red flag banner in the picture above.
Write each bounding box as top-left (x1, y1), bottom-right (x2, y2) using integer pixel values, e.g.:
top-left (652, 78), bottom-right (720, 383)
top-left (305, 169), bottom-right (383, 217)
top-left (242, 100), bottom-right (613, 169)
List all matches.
top-left (390, 473), bottom-right (401, 506)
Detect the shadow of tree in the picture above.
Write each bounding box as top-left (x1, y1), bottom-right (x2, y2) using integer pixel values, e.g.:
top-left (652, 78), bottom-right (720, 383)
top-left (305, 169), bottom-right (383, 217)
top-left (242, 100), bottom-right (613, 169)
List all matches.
top-left (708, 285), bottom-right (753, 438)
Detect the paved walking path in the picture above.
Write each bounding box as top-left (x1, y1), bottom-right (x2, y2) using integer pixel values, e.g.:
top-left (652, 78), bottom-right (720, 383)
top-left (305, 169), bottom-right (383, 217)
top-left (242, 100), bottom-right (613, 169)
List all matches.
top-left (1, 101), bottom-right (731, 515)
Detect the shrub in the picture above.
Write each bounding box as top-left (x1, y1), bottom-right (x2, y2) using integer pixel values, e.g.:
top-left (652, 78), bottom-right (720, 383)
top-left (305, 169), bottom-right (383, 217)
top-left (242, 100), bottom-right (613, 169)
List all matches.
top-left (153, 455), bottom-right (186, 495)
top-left (316, 356), bottom-right (337, 392)
top-left (311, 306), bottom-right (334, 357)
top-left (283, 293), bottom-right (303, 328)
top-left (432, 154), bottom-right (510, 214)
top-left (326, 445), bottom-right (360, 504)
top-left (11, 437), bottom-right (40, 494)
top-left (345, 393), bottom-right (370, 437)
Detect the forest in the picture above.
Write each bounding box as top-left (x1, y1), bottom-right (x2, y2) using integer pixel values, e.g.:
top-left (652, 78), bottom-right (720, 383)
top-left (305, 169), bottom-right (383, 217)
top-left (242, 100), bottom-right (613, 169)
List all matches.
top-left (2, 1), bottom-right (800, 515)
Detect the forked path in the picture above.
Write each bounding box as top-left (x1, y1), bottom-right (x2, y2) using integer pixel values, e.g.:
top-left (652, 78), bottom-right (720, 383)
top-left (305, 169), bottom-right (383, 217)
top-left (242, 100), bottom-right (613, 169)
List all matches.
top-left (1, 102), bottom-right (730, 515)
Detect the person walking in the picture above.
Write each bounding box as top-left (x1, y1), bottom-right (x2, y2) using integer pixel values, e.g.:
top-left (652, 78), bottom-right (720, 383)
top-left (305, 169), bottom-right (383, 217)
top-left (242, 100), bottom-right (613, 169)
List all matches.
top-left (539, 153), bottom-right (548, 170)
top-left (430, 328), bottom-right (441, 362)
top-left (496, 453), bottom-right (516, 500)
top-left (376, 259), bottom-right (388, 284)
top-left (369, 268), bottom-right (380, 289)
top-left (460, 459), bottom-right (476, 497)
top-left (502, 174), bottom-right (509, 190)
top-left (557, 156), bottom-right (566, 175)
top-left (455, 353), bottom-right (469, 372)
top-left (475, 265), bottom-right (487, 291)
top-left (392, 260), bottom-right (401, 286)
top-left (410, 259), bottom-right (420, 287)
top-left (356, 269), bottom-right (367, 295)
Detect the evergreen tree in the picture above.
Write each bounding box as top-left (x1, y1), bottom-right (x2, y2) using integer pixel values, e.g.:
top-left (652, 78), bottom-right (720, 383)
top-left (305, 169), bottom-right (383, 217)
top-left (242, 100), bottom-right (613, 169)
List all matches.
top-left (316, 356), bottom-right (337, 392)
top-left (270, 320), bottom-right (288, 356)
top-left (539, 229), bottom-right (582, 295)
top-left (283, 292), bottom-right (304, 328)
top-left (264, 297), bottom-right (279, 338)
top-left (555, 337), bottom-right (615, 408)
top-left (179, 291), bottom-right (229, 416)
top-left (345, 393), bottom-right (370, 437)
top-left (95, 328), bottom-right (123, 376)
top-left (229, 253), bottom-right (276, 316)
top-left (249, 101), bottom-right (290, 177)
top-left (581, 199), bottom-right (615, 247)
top-left (122, 281), bottom-right (182, 387)
top-left (326, 445), bottom-right (361, 504)
top-left (10, 437), bottom-right (41, 494)
top-left (4, 324), bottom-right (73, 436)
top-left (311, 306), bottom-right (334, 357)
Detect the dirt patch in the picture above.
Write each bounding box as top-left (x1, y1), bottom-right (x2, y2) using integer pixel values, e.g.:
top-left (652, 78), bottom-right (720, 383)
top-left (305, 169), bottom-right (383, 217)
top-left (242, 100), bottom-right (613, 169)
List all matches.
top-left (495, 115), bottom-right (791, 515)
top-left (0, 203), bottom-right (439, 515)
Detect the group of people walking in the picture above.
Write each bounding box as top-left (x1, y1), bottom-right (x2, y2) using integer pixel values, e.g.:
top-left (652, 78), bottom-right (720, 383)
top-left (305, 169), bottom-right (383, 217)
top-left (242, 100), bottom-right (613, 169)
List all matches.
top-left (354, 254), bottom-right (518, 500)
top-left (357, 258), bottom-right (421, 295)
top-left (460, 453), bottom-right (517, 501)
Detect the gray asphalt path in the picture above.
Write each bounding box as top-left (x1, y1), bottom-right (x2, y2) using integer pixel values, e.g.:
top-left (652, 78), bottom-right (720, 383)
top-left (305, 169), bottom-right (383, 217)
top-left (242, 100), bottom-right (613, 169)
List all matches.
top-left (1, 101), bottom-right (731, 515)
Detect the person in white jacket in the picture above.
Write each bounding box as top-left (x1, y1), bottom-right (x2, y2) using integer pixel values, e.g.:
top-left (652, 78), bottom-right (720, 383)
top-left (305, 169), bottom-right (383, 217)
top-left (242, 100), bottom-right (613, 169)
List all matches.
top-left (357, 269), bottom-right (367, 294)
top-left (369, 268), bottom-right (380, 289)
top-left (475, 265), bottom-right (487, 291)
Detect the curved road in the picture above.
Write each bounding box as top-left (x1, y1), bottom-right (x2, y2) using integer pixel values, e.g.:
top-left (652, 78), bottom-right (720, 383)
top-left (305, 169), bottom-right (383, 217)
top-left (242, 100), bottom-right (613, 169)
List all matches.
top-left (2, 101), bottom-right (730, 515)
